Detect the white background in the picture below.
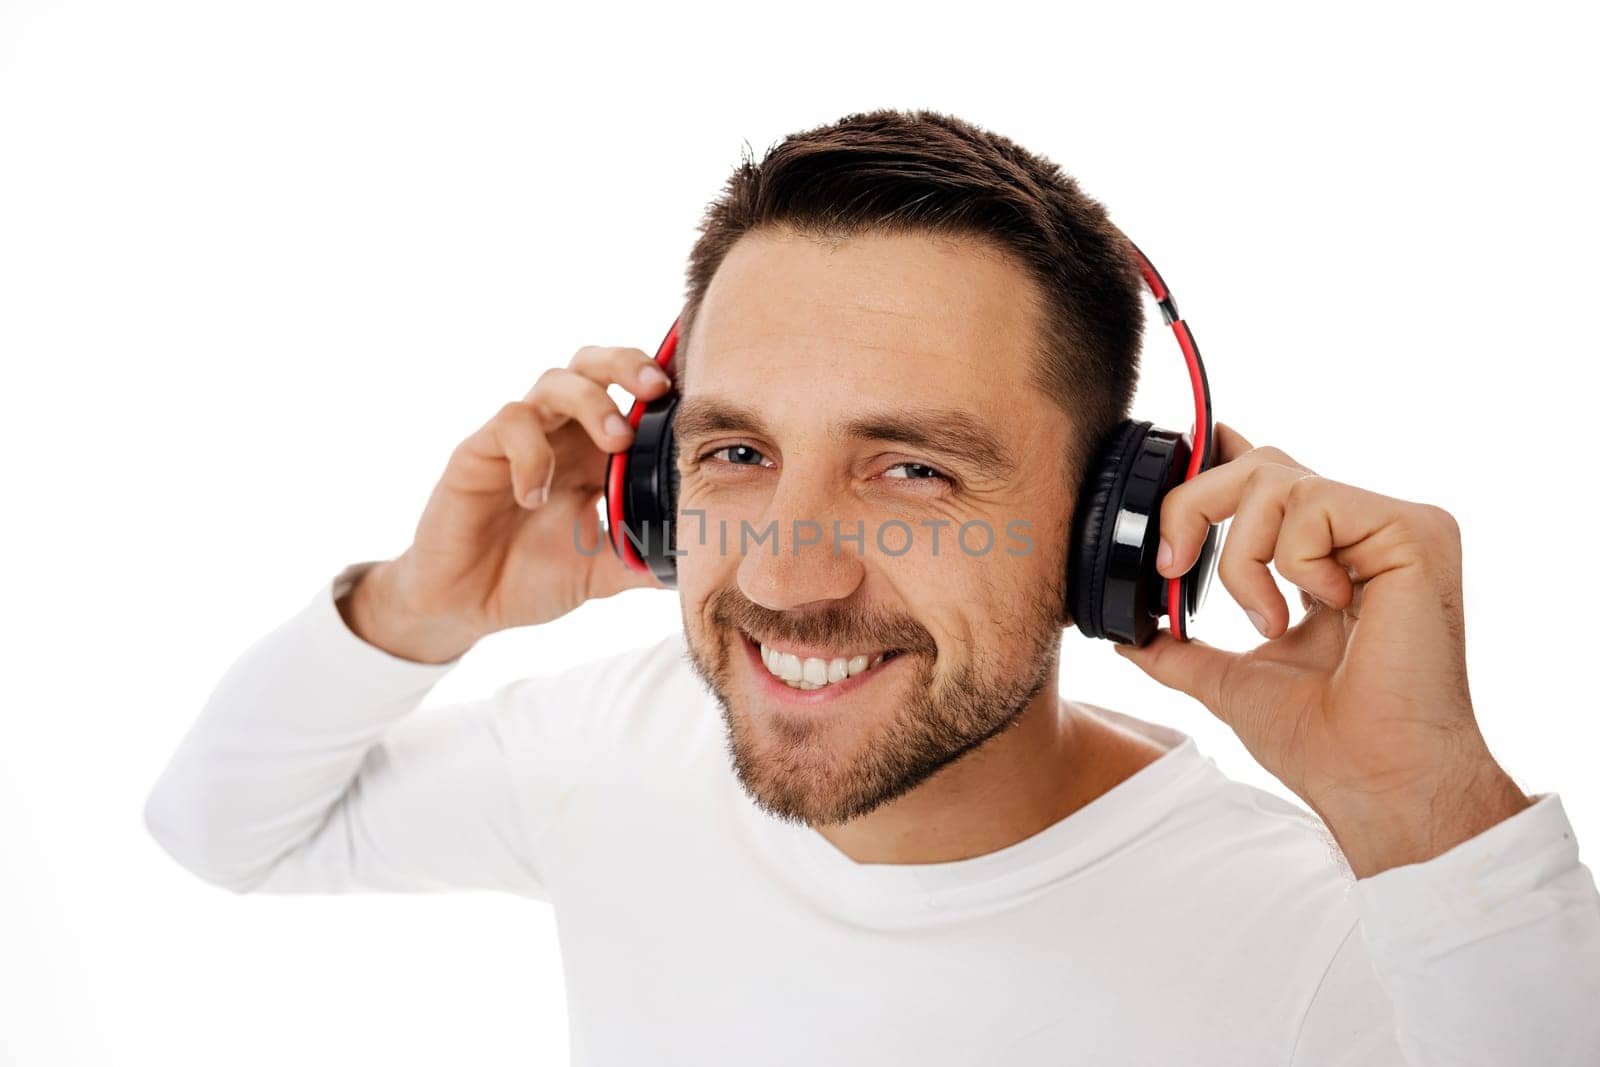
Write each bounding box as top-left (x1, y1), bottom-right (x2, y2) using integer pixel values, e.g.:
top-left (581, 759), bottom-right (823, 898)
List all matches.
top-left (2, 1), bottom-right (1595, 1063)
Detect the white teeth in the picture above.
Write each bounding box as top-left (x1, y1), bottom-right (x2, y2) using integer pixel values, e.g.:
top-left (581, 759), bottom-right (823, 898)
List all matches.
top-left (757, 641), bottom-right (893, 690)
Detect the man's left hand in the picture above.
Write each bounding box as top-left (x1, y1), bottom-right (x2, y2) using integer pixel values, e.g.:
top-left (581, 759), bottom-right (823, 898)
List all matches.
top-left (1113, 421), bottom-right (1533, 878)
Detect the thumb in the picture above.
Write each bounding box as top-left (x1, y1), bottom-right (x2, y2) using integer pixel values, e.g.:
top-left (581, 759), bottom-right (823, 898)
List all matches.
top-left (588, 550), bottom-right (673, 599)
top-left (1113, 627), bottom-right (1241, 718)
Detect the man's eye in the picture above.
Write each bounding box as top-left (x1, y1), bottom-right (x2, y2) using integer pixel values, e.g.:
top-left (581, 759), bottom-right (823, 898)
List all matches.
top-left (704, 445), bottom-right (772, 467)
top-left (883, 462), bottom-right (950, 483)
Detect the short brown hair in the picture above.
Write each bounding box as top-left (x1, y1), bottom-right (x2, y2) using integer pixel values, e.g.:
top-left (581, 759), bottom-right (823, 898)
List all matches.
top-left (678, 107), bottom-right (1146, 487)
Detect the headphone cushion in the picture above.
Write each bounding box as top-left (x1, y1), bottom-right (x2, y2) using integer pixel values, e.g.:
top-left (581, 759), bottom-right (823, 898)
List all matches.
top-left (662, 422), bottom-right (678, 524)
top-left (1069, 419), bottom-right (1150, 639)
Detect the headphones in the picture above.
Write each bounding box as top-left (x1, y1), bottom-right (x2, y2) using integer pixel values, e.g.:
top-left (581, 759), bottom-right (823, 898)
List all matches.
top-left (603, 240), bottom-right (1220, 647)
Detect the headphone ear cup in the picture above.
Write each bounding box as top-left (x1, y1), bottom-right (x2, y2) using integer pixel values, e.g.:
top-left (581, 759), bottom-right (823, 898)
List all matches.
top-left (1067, 419), bottom-right (1148, 639)
top-left (604, 317), bottom-right (684, 584)
top-left (617, 391), bottom-right (679, 588)
top-left (1069, 420), bottom-right (1197, 645)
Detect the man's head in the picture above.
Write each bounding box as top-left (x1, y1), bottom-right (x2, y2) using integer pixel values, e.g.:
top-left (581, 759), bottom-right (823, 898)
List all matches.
top-left (671, 109), bottom-right (1146, 828)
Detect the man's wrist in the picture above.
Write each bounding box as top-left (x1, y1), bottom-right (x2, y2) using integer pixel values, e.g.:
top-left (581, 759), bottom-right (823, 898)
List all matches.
top-left (336, 560), bottom-right (480, 665)
top-left (1313, 755), bottom-right (1534, 879)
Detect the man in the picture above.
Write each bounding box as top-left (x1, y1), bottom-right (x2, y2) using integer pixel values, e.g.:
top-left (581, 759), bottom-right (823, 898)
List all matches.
top-left (143, 108), bottom-right (1600, 1065)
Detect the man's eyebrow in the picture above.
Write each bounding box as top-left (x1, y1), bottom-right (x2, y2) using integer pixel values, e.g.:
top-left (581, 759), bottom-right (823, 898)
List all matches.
top-left (673, 396), bottom-right (1017, 476)
top-left (839, 408), bottom-right (1016, 475)
top-left (672, 397), bottom-right (771, 445)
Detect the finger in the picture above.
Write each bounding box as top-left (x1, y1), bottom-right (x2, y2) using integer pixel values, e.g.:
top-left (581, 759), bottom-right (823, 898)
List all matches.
top-left (1213, 421), bottom-right (1255, 464)
top-left (589, 550), bottom-right (673, 598)
top-left (1271, 477), bottom-right (1430, 612)
top-left (1275, 508), bottom-right (1359, 611)
top-left (454, 400), bottom-right (555, 507)
top-left (578, 510), bottom-right (674, 597)
top-left (1214, 464), bottom-right (1304, 638)
top-left (524, 347), bottom-right (675, 438)
top-left (526, 367), bottom-right (642, 454)
top-left (523, 345), bottom-right (673, 436)
top-left (1157, 443), bottom-right (1315, 579)
top-left (530, 346), bottom-right (672, 414)
top-left (1113, 627), bottom-right (1244, 723)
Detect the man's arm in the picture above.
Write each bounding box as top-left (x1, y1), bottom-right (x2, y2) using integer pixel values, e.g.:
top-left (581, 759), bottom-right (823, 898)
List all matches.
top-left (1116, 427), bottom-right (1600, 1057)
top-left (144, 345), bottom-right (683, 895)
top-left (144, 562), bottom-right (571, 897)
top-left (1291, 792), bottom-right (1600, 1066)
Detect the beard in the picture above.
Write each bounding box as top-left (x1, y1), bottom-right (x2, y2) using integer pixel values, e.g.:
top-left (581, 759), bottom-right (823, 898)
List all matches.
top-left (681, 577), bottom-right (1064, 829)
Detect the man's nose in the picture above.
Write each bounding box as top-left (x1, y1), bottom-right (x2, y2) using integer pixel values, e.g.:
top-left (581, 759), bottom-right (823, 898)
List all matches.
top-left (735, 467), bottom-right (866, 612)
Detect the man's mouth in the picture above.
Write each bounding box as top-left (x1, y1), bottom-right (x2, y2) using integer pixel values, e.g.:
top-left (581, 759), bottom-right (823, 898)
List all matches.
top-left (738, 631), bottom-right (903, 692)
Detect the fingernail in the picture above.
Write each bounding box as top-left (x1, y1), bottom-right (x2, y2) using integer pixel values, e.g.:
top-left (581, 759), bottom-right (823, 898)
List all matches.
top-left (525, 487), bottom-right (547, 507)
top-left (638, 365), bottom-right (668, 388)
top-left (605, 414), bottom-right (630, 437)
top-left (1246, 609), bottom-right (1269, 637)
top-left (1156, 538), bottom-right (1173, 574)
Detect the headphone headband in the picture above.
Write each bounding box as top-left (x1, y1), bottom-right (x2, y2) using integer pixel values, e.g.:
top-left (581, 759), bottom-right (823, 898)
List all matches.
top-left (1123, 240), bottom-right (1216, 638)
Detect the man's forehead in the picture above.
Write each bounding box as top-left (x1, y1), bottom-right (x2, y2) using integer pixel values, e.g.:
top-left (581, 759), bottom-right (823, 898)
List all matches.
top-left (684, 228), bottom-right (1042, 380)
top-left (677, 320), bottom-right (1025, 455)
top-left (671, 229), bottom-right (1056, 466)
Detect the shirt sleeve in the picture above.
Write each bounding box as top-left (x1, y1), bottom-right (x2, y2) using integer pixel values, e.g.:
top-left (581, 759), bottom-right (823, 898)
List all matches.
top-left (1291, 792), bottom-right (1600, 1066)
top-left (142, 561), bottom-right (594, 900)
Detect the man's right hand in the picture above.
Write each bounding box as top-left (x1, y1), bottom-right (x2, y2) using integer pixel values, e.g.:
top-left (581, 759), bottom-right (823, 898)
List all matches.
top-left (339, 346), bottom-right (675, 663)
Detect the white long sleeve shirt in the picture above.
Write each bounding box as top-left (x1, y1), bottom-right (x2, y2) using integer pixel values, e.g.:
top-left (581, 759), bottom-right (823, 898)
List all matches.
top-left (143, 562), bottom-right (1600, 1066)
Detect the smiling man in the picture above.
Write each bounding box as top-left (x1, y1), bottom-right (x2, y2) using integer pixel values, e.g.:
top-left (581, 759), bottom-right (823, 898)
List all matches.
top-left (143, 109), bottom-right (1600, 1065)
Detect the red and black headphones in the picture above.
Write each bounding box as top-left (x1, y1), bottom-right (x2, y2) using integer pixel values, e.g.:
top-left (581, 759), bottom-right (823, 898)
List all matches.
top-left (603, 239), bottom-right (1220, 647)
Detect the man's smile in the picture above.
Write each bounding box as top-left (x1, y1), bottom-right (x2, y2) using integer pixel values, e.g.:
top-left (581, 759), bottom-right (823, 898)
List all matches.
top-left (736, 629), bottom-right (907, 707)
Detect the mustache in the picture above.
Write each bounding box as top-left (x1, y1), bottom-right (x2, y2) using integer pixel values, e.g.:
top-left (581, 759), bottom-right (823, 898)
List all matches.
top-left (707, 585), bottom-right (939, 656)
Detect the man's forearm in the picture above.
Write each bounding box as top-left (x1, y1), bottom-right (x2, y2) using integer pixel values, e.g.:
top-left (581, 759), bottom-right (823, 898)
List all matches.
top-left (144, 565), bottom-right (457, 891)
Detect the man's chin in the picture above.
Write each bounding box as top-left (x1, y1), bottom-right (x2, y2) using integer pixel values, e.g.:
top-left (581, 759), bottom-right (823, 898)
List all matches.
top-left (719, 691), bottom-right (870, 826)
top-left (684, 621), bottom-right (950, 826)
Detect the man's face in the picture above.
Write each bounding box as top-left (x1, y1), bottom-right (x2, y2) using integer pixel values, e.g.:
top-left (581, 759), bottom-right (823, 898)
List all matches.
top-left (674, 226), bottom-right (1078, 827)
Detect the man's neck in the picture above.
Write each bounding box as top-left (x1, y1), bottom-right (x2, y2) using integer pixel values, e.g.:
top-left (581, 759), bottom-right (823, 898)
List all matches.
top-left (812, 684), bottom-right (1169, 866)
